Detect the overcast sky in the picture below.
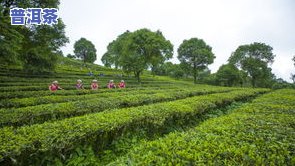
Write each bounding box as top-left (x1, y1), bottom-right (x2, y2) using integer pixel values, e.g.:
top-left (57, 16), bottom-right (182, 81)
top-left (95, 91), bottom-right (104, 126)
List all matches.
top-left (59, 0), bottom-right (295, 82)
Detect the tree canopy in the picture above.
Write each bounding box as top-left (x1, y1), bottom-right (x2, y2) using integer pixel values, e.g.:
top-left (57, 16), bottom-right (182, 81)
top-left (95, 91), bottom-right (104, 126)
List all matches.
top-left (215, 64), bottom-right (243, 87)
top-left (74, 38), bottom-right (97, 63)
top-left (154, 62), bottom-right (185, 79)
top-left (177, 38), bottom-right (215, 84)
top-left (101, 31), bottom-right (130, 69)
top-left (0, 0), bottom-right (68, 73)
top-left (228, 42), bottom-right (275, 87)
top-left (0, 7), bottom-right (23, 65)
top-left (102, 28), bottom-right (173, 82)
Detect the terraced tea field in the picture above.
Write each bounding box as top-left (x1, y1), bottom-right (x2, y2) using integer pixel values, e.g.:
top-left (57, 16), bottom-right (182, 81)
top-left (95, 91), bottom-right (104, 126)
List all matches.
top-left (0, 62), bottom-right (294, 165)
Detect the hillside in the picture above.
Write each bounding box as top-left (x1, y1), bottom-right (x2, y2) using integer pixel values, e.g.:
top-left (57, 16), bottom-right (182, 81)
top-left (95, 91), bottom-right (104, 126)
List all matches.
top-left (0, 57), bottom-right (193, 90)
top-left (0, 58), bottom-right (294, 165)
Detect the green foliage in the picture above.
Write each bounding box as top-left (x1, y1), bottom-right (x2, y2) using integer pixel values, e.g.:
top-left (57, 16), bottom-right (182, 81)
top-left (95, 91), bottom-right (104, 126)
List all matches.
top-left (272, 78), bottom-right (295, 89)
top-left (202, 73), bottom-right (218, 85)
top-left (177, 38), bottom-right (215, 84)
top-left (64, 146), bottom-right (99, 166)
top-left (101, 31), bottom-right (130, 69)
top-left (216, 63), bottom-right (243, 86)
top-left (97, 102), bottom-right (245, 165)
top-left (196, 67), bottom-right (211, 82)
top-left (0, 89), bottom-right (267, 165)
top-left (66, 54), bottom-right (75, 59)
top-left (0, 85), bottom-right (178, 99)
top-left (0, 0), bottom-right (69, 73)
top-left (0, 6), bottom-right (23, 65)
top-left (22, 46), bottom-right (58, 73)
top-left (0, 86), bottom-right (232, 127)
top-left (0, 87), bottom-right (178, 107)
top-left (102, 29), bottom-right (173, 82)
top-left (101, 52), bottom-right (113, 68)
top-left (154, 62), bottom-right (185, 79)
top-left (113, 89), bottom-right (295, 165)
top-left (229, 42), bottom-right (275, 87)
top-left (74, 38), bottom-right (97, 63)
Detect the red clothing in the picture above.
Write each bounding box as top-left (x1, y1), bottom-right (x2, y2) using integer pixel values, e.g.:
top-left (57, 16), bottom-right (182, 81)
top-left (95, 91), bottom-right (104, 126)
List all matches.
top-left (49, 84), bottom-right (59, 91)
top-left (118, 82), bottom-right (125, 88)
top-left (91, 83), bottom-right (99, 90)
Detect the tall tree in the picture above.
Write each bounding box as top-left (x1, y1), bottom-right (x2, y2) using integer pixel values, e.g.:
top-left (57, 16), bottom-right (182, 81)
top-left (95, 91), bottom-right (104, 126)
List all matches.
top-left (177, 38), bottom-right (215, 84)
top-left (228, 42), bottom-right (275, 87)
top-left (74, 38), bottom-right (97, 63)
top-left (101, 52), bottom-right (112, 68)
top-left (0, 4), bottom-right (23, 65)
top-left (101, 31), bottom-right (130, 68)
top-left (0, 0), bottom-right (69, 73)
top-left (122, 29), bottom-right (173, 82)
top-left (22, 20), bottom-right (68, 73)
top-left (148, 30), bottom-right (173, 76)
top-left (215, 64), bottom-right (243, 87)
top-left (102, 28), bottom-right (173, 82)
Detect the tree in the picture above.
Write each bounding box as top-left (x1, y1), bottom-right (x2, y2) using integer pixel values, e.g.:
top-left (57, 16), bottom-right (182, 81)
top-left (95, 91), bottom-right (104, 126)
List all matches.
top-left (102, 28), bottom-right (173, 83)
top-left (177, 38), bottom-right (215, 84)
top-left (22, 46), bottom-right (59, 73)
top-left (74, 38), bottom-right (97, 63)
top-left (101, 31), bottom-right (130, 68)
top-left (22, 20), bottom-right (69, 73)
top-left (0, 5), bottom-right (23, 65)
top-left (228, 42), bottom-right (275, 87)
top-left (153, 62), bottom-right (174, 75)
top-left (148, 30), bottom-right (173, 76)
top-left (0, 0), bottom-right (69, 73)
top-left (67, 54), bottom-right (75, 59)
top-left (101, 52), bottom-right (112, 68)
top-left (179, 62), bottom-right (191, 78)
top-left (255, 67), bottom-right (276, 88)
top-left (215, 64), bottom-right (243, 87)
top-left (203, 73), bottom-right (218, 85)
top-left (171, 64), bottom-right (185, 79)
top-left (154, 62), bottom-right (185, 79)
top-left (197, 67), bottom-right (211, 83)
top-left (126, 29), bottom-right (173, 82)
top-left (272, 77), bottom-right (295, 89)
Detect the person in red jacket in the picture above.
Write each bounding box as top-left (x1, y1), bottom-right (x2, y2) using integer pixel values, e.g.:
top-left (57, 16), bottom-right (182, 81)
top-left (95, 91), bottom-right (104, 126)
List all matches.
top-left (107, 80), bottom-right (116, 89)
top-left (118, 80), bottom-right (126, 88)
top-left (49, 81), bottom-right (63, 91)
top-left (91, 79), bottom-right (99, 90)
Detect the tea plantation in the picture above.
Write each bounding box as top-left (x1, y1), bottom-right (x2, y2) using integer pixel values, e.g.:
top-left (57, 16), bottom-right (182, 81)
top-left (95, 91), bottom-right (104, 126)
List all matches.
top-left (0, 59), bottom-right (294, 165)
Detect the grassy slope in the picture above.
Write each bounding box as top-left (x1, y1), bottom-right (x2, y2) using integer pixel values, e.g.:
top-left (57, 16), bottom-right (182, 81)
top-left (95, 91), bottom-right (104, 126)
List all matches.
top-left (0, 57), bottom-right (195, 88)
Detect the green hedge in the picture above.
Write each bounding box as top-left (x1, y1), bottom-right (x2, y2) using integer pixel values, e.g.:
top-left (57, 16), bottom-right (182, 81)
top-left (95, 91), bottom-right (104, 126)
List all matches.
top-left (0, 89), bottom-right (268, 165)
top-left (0, 80), bottom-right (176, 87)
top-left (0, 87), bottom-right (185, 108)
top-left (0, 82), bottom-right (180, 92)
top-left (111, 89), bottom-right (295, 165)
top-left (0, 87), bottom-right (232, 127)
top-left (0, 85), bottom-right (185, 100)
